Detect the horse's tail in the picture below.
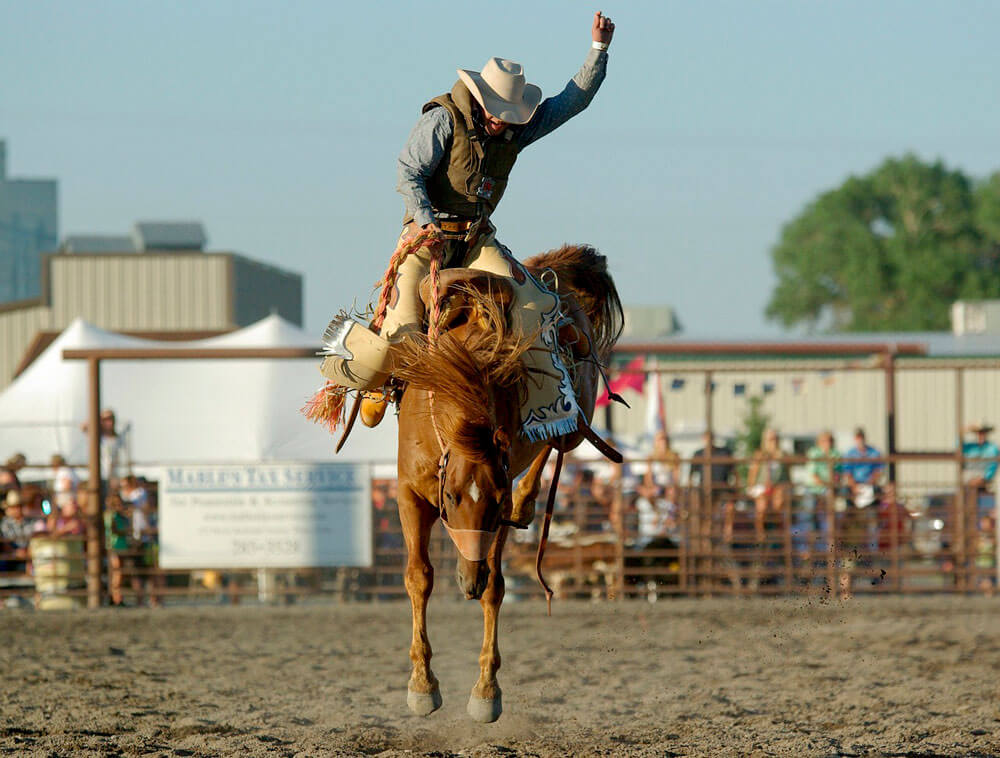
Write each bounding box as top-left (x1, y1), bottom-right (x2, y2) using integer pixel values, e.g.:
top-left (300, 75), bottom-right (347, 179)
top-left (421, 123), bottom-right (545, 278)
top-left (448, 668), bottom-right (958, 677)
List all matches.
top-left (524, 244), bottom-right (624, 361)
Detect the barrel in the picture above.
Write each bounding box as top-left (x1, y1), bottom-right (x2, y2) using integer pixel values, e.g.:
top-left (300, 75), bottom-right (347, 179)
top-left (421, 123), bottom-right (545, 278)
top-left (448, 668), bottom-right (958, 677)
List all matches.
top-left (30, 536), bottom-right (86, 610)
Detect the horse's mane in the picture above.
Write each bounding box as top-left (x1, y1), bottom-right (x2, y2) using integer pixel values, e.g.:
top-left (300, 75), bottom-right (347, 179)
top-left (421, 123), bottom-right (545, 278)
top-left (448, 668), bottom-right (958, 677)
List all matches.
top-left (524, 244), bottom-right (623, 361)
top-left (392, 289), bottom-right (533, 464)
top-left (395, 246), bottom-right (622, 463)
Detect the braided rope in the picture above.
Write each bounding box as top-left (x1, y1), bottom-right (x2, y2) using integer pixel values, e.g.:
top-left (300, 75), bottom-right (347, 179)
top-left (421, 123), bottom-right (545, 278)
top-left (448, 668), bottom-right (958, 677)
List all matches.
top-left (304, 228), bottom-right (445, 439)
top-left (427, 253), bottom-right (443, 343)
top-left (372, 229), bottom-right (444, 331)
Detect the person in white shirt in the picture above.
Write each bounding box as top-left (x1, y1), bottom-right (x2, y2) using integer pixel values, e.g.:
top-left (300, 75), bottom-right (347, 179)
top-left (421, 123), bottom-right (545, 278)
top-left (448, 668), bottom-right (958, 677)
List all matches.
top-left (50, 454), bottom-right (79, 508)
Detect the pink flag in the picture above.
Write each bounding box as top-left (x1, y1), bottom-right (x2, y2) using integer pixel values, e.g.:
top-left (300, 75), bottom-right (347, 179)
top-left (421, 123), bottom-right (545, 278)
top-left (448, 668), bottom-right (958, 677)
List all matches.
top-left (596, 355), bottom-right (646, 407)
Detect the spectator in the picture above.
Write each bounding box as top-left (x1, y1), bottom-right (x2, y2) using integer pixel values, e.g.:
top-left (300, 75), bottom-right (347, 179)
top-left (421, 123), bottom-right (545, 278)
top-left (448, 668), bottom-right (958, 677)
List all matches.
top-left (50, 454), bottom-right (79, 508)
top-left (960, 421), bottom-right (998, 517)
top-left (689, 432), bottom-right (736, 492)
top-left (132, 493), bottom-right (162, 607)
top-left (877, 482), bottom-right (910, 554)
top-left (746, 428), bottom-right (790, 545)
top-left (372, 482), bottom-right (403, 600)
top-left (633, 480), bottom-right (674, 549)
top-left (1, 490), bottom-right (37, 574)
top-left (690, 431), bottom-right (739, 548)
top-left (645, 431), bottom-right (681, 491)
top-left (104, 493), bottom-right (131, 606)
top-left (82, 408), bottom-right (128, 492)
top-left (796, 430), bottom-right (840, 557)
top-left (121, 475), bottom-right (149, 519)
top-left (5, 453), bottom-right (26, 476)
top-left (588, 470), bottom-right (618, 534)
top-left (47, 497), bottom-right (86, 538)
top-left (843, 427), bottom-right (883, 507)
top-left (975, 512), bottom-right (996, 596)
top-left (839, 427), bottom-right (883, 555)
top-left (0, 464), bottom-right (21, 503)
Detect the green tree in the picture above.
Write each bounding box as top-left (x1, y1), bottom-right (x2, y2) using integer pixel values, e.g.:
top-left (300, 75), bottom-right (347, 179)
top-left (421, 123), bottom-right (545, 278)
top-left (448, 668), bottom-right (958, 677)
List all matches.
top-left (974, 171), bottom-right (1000, 273)
top-left (735, 395), bottom-right (770, 479)
top-left (766, 154), bottom-right (1000, 331)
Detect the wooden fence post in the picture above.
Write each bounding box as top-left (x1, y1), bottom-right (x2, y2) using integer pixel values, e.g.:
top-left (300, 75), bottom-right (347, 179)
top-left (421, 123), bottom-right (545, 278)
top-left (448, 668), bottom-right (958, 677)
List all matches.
top-left (85, 357), bottom-right (106, 609)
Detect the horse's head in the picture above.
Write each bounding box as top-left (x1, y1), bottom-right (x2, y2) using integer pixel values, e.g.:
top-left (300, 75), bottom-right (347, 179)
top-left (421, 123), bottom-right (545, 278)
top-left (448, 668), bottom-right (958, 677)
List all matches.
top-left (438, 424), bottom-right (513, 598)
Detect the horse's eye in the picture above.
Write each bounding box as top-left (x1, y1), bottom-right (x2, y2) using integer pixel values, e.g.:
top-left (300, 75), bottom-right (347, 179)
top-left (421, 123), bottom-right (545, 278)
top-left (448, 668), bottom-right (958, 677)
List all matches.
top-left (445, 491), bottom-right (458, 508)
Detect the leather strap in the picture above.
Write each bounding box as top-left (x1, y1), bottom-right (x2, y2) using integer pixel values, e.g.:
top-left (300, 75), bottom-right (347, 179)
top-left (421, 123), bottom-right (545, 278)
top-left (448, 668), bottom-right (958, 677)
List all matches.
top-left (535, 447), bottom-right (564, 616)
top-left (335, 394), bottom-right (362, 454)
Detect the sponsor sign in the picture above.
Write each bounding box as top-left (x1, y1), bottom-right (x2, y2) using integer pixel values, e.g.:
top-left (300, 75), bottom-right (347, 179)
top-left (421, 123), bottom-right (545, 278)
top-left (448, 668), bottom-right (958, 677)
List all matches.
top-left (159, 463), bottom-right (372, 568)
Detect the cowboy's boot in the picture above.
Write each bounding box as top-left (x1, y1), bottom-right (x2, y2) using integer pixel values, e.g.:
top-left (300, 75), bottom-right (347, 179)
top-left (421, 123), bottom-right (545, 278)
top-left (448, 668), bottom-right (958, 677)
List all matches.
top-left (319, 314), bottom-right (394, 391)
top-left (360, 392), bottom-right (388, 428)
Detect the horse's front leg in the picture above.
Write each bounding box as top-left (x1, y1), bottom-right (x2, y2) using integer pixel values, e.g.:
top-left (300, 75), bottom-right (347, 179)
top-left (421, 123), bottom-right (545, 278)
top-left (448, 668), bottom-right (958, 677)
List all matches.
top-left (399, 486), bottom-right (442, 716)
top-left (510, 446), bottom-right (550, 527)
top-left (468, 525), bottom-right (509, 722)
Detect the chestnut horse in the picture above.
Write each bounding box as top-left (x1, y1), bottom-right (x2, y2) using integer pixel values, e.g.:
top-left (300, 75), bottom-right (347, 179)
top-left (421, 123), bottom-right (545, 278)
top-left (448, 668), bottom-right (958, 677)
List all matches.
top-left (390, 244), bottom-right (622, 722)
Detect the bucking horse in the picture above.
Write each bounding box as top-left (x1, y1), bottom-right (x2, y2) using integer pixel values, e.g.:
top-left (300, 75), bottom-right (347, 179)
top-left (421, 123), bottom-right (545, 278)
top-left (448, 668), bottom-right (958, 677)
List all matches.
top-left (384, 243), bottom-right (623, 722)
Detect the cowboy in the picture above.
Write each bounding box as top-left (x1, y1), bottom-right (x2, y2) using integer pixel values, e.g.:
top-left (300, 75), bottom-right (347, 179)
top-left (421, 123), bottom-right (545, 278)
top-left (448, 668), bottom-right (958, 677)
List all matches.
top-left (961, 421), bottom-right (999, 513)
top-left (321, 11), bottom-right (615, 431)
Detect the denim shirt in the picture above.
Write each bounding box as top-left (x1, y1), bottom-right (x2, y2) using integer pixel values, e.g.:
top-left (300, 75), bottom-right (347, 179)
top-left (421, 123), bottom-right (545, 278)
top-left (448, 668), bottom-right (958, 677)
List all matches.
top-left (397, 48), bottom-right (609, 227)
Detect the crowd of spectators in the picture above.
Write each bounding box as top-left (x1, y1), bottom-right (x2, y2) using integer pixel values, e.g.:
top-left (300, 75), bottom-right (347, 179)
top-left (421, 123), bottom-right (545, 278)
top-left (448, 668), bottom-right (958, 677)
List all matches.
top-left (517, 420), bottom-right (998, 594)
top-left (1, 408), bottom-right (162, 608)
top-left (5, 408), bottom-right (998, 605)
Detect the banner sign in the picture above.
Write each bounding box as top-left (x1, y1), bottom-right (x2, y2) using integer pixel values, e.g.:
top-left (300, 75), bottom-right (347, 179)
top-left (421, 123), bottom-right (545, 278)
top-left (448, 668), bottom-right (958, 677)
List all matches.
top-left (159, 463), bottom-right (372, 569)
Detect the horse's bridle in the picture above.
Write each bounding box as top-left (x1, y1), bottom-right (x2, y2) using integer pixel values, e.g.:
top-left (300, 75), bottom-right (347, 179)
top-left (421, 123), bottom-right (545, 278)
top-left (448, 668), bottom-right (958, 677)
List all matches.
top-left (427, 390), bottom-right (522, 561)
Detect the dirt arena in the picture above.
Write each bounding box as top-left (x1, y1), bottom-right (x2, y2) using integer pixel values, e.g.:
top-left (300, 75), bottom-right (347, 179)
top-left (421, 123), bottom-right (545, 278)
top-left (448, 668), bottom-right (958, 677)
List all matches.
top-left (2, 596), bottom-right (999, 757)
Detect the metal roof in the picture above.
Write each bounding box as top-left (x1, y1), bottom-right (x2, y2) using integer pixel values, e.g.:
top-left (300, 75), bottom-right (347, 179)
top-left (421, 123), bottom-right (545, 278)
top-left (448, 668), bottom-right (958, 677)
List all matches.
top-left (61, 235), bottom-right (136, 253)
top-left (132, 221), bottom-right (206, 251)
top-left (618, 330), bottom-right (1000, 359)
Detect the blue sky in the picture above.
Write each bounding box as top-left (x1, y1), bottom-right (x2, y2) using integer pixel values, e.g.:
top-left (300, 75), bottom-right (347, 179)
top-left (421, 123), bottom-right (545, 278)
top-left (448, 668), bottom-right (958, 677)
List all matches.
top-left (3, 1), bottom-right (999, 337)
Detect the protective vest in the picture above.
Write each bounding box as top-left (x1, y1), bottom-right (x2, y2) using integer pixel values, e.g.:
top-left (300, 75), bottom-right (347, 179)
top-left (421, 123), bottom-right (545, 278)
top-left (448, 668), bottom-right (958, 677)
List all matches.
top-left (412, 81), bottom-right (520, 222)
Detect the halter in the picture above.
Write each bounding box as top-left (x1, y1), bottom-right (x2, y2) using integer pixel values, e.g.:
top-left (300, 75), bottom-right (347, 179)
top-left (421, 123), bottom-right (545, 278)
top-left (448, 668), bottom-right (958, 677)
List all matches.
top-left (428, 389), bottom-right (498, 562)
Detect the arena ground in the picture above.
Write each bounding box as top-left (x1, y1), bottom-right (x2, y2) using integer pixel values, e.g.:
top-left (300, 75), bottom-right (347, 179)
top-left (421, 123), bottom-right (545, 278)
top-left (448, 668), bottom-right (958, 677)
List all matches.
top-left (2, 595), bottom-right (999, 757)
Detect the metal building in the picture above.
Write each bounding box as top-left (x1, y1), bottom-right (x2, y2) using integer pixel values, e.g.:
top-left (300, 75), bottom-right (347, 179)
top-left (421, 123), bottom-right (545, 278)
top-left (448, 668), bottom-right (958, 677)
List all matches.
top-left (0, 230), bottom-right (302, 391)
top-left (0, 141), bottom-right (59, 303)
top-left (605, 329), bottom-right (1000, 494)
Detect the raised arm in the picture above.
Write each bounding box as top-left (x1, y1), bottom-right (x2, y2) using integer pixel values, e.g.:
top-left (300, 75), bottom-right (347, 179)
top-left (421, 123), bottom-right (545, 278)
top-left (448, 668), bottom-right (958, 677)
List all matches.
top-left (516, 11), bottom-right (615, 150)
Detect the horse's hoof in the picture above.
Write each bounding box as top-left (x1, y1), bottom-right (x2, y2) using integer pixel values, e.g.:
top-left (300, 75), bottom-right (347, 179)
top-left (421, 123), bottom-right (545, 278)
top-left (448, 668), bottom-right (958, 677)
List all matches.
top-left (467, 691), bottom-right (502, 723)
top-left (407, 687), bottom-right (442, 717)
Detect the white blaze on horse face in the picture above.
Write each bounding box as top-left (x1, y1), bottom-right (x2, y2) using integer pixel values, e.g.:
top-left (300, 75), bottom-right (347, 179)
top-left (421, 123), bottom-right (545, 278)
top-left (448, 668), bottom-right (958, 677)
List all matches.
top-left (467, 479), bottom-right (482, 504)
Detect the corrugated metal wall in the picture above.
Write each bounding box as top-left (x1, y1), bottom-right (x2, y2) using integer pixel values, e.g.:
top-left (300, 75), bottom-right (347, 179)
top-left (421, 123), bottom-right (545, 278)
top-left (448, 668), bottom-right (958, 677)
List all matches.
top-left (607, 358), bottom-right (1000, 495)
top-left (0, 303), bottom-right (50, 391)
top-left (47, 254), bottom-right (231, 330)
top-left (609, 362), bottom-right (887, 448)
top-left (230, 256), bottom-right (302, 326)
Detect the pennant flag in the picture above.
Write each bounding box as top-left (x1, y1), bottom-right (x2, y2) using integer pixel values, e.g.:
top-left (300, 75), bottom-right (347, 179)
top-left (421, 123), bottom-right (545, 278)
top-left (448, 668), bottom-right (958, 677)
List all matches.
top-left (670, 377), bottom-right (685, 391)
top-left (733, 383), bottom-right (746, 396)
top-left (791, 378), bottom-right (804, 395)
top-left (645, 370), bottom-right (669, 438)
top-left (762, 382), bottom-right (776, 395)
top-left (595, 355), bottom-right (646, 407)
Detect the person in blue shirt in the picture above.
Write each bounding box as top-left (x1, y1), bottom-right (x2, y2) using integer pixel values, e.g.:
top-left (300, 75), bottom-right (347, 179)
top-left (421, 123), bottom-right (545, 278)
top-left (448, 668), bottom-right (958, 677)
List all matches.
top-left (843, 427), bottom-right (883, 507)
top-left (961, 422), bottom-right (999, 522)
top-left (961, 422), bottom-right (999, 489)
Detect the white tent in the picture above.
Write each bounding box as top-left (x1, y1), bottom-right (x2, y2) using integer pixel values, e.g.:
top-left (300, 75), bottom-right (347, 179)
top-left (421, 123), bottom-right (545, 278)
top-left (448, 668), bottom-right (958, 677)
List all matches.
top-left (0, 316), bottom-right (398, 467)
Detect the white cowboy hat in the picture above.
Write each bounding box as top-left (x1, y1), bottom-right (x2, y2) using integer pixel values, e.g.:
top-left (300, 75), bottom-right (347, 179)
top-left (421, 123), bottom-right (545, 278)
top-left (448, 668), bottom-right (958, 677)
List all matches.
top-left (457, 58), bottom-right (542, 125)
top-left (971, 420), bottom-right (995, 433)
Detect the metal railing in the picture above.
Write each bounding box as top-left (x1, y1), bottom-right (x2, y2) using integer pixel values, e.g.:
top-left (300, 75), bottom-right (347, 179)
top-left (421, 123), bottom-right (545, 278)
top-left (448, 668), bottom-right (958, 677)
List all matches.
top-left (3, 453), bottom-right (996, 608)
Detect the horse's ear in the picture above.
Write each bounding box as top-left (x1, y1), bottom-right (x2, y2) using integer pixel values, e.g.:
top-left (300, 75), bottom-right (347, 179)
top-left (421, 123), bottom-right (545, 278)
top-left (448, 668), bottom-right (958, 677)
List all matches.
top-left (493, 428), bottom-right (511, 453)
